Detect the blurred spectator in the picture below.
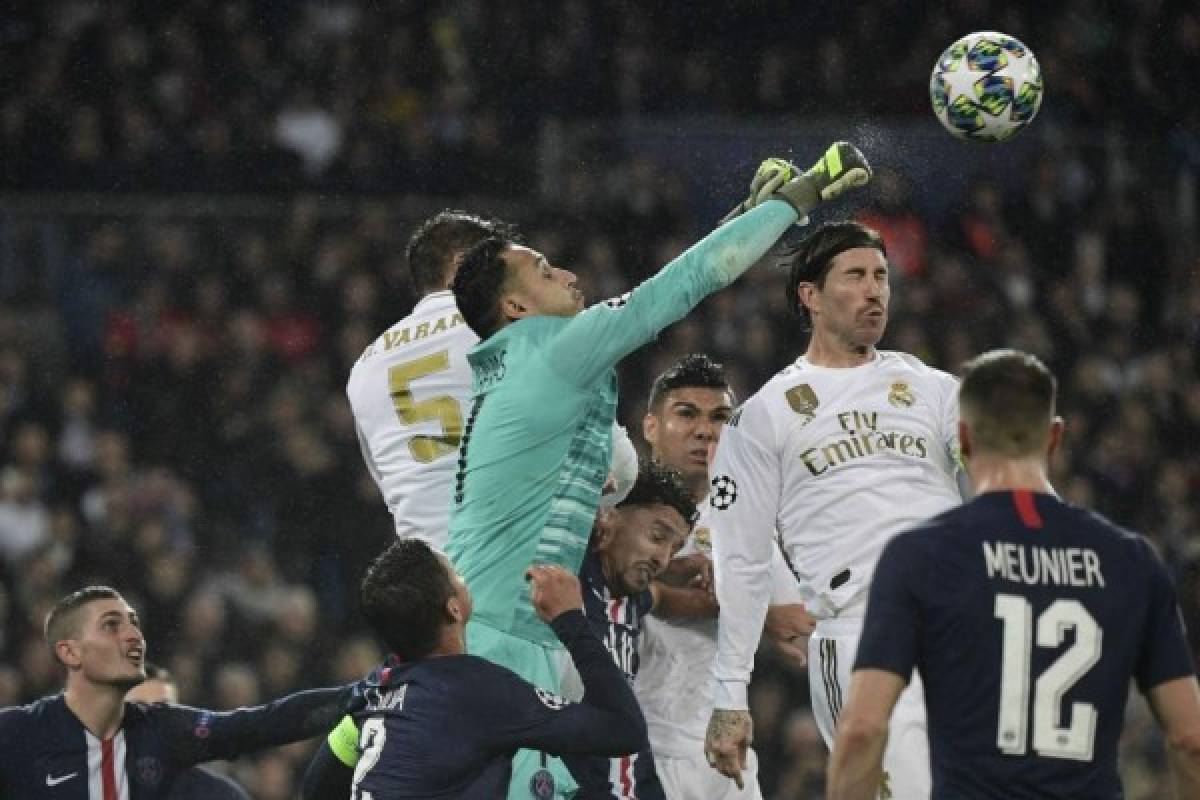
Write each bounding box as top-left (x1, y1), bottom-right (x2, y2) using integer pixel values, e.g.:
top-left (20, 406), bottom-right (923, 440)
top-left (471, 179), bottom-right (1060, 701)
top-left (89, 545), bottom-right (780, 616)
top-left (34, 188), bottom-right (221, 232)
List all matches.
top-left (1, 2), bottom-right (1197, 796)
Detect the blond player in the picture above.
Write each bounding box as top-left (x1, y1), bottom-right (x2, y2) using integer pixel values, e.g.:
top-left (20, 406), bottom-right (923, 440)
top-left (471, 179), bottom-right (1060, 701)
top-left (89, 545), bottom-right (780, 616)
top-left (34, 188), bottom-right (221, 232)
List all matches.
top-left (703, 221), bottom-right (964, 798)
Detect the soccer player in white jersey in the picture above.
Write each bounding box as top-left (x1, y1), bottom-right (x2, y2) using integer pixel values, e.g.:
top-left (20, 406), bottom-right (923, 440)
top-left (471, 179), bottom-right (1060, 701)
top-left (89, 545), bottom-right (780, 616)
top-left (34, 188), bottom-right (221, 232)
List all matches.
top-left (703, 221), bottom-right (964, 798)
top-left (346, 211), bottom-right (637, 550)
top-left (635, 354), bottom-right (815, 800)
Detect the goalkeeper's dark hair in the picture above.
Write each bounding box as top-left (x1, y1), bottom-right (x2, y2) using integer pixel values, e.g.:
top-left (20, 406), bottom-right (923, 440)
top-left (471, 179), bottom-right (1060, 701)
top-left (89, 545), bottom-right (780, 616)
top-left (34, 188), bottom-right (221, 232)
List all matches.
top-left (647, 353), bottom-right (735, 412)
top-left (451, 236), bottom-right (514, 339)
top-left (406, 211), bottom-right (517, 295)
top-left (617, 460), bottom-right (699, 526)
top-left (360, 539), bottom-right (456, 661)
top-left (959, 349), bottom-right (1057, 458)
top-left (780, 221), bottom-right (886, 330)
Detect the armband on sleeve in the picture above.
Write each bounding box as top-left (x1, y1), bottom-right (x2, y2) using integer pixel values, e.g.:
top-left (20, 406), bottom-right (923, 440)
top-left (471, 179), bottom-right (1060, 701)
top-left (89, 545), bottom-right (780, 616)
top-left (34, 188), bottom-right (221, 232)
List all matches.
top-left (327, 714), bottom-right (361, 767)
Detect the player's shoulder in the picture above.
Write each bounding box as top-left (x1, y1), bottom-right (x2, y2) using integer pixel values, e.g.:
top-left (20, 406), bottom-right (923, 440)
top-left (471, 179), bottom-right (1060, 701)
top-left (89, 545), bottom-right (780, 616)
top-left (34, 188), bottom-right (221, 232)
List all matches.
top-left (1062, 501), bottom-right (1157, 558)
top-left (349, 293), bottom-right (473, 373)
top-left (0, 693), bottom-right (67, 748)
top-left (740, 363), bottom-right (807, 415)
top-left (877, 350), bottom-right (957, 387)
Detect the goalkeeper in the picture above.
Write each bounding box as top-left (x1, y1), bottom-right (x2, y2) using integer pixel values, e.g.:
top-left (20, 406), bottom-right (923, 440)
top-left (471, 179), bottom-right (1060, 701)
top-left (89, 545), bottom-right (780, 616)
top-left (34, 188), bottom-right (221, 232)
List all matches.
top-left (449, 142), bottom-right (870, 800)
top-left (300, 142), bottom-right (870, 800)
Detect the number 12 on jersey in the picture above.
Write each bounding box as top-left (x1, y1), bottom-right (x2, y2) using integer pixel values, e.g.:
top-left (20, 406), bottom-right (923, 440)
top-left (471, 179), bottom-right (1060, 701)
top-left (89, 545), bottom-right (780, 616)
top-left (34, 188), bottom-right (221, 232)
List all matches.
top-left (994, 594), bottom-right (1102, 761)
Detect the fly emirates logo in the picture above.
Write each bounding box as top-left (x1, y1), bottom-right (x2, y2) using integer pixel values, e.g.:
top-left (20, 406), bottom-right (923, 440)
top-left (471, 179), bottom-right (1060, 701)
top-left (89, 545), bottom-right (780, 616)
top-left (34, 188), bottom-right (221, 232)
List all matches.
top-left (799, 409), bottom-right (931, 477)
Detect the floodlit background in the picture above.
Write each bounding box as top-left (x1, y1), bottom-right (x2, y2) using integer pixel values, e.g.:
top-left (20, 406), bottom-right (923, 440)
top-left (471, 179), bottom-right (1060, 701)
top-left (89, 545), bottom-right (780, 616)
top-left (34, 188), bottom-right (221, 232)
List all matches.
top-left (1, 2), bottom-right (1198, 797)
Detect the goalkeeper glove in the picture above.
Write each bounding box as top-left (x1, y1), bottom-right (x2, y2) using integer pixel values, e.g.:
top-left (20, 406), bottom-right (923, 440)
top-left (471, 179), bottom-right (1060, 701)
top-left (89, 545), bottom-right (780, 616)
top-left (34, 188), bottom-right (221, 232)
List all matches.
top-left (720, 141), bottom-right (872, 224)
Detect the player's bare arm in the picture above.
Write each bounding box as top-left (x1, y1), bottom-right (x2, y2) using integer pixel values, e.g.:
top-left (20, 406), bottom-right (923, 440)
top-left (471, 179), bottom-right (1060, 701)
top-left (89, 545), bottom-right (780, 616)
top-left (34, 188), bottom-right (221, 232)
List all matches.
top-left (703, 708), bottom-right (752, 789)
top-left (826, 668), bottom-right (907, 800)
top-left (649, 581), bottom-right (718, 619)
top-left (1147, 675), bottom-right (1200, 799)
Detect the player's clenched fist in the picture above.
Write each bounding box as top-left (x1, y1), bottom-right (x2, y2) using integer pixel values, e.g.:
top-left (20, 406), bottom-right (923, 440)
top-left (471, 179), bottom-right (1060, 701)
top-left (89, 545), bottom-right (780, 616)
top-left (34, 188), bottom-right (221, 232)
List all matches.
top-left (526, 564), bottom-right (584, 622)
top-left (722, 141), bottom-right (872, 225)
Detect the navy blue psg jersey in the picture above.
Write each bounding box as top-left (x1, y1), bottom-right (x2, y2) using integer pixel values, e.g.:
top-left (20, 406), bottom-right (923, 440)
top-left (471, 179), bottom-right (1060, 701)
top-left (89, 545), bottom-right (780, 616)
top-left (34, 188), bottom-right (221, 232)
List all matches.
top-left (350, 610), bottom-right (645, 800)
top-left (580, 551), bottom-right (654, 683)
top-left (856, 490), bottom-right (1195, 799)
top-left (569, 552), bottom-right (658, 799)
top-left (0, 686), bottom-right (352, 799)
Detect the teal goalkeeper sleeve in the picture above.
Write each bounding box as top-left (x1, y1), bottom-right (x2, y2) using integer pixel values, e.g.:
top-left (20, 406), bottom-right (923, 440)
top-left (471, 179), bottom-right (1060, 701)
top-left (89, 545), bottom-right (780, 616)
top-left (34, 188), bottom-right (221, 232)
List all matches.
top-left (546, 199), bottom-right (798, 387)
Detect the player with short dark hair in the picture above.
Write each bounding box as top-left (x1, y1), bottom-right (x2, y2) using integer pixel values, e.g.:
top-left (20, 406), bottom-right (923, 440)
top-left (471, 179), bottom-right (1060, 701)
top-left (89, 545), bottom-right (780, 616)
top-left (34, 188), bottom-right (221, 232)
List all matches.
top-left (636, 353), bottom-right (813, 799)
top-left (447, 145), bottom-right (871, 797)
top-left (827, 349), bottom-right (1200, 799)
top-left (125, 665), bottom-right (251, 800)
top-left (0, 586), bottom-right (361, 799)
top-left (343, 539), bottom-right (648, 799)
top-left (563, 462), bottom-right (697, 799)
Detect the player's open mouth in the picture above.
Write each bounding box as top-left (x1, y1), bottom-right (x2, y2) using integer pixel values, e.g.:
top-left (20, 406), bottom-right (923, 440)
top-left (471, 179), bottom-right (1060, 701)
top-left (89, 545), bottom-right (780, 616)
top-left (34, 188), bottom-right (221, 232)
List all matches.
top-left (126, 647), bottom-right (144, 664)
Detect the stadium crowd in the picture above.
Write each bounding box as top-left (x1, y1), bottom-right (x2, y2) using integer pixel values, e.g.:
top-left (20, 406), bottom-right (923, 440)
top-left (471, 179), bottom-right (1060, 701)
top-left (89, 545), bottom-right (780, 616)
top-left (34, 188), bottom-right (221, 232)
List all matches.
top-left (1, 0), bottom-right (1199, 798)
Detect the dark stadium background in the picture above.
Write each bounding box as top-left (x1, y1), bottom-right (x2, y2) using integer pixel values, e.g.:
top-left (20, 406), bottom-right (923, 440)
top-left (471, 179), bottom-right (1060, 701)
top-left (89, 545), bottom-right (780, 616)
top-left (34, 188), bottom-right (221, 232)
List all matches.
top-left (1, 2), bottom-right (1197, 797)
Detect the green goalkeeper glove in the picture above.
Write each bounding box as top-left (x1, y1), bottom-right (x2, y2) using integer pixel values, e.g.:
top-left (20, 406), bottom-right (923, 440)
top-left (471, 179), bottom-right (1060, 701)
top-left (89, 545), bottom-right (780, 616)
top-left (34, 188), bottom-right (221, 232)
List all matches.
top-left (720, 141), bottom-right (872, 224)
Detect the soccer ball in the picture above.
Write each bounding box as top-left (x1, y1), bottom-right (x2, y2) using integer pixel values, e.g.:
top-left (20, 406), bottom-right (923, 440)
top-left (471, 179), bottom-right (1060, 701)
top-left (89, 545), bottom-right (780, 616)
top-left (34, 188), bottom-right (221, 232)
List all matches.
top-left (930, 31), bottom-right (1043, 142)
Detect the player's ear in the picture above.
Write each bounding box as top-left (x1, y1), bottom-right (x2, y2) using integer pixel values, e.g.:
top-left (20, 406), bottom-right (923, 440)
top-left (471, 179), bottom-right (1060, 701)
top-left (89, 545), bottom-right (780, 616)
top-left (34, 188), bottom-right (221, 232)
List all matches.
top-left (642, 412), bottom-right (659, 447)
top-left (592, 509), bottom-right (617, 553)
top-left (55, 639), bottom-right (82, 670)
top-left (502, 294), bottom-right (530, 321)
top-left (796, 282), bottom-right (819, 317)
top-left (446, 596), bottom-right (464, 625)
top-left (1046, 416), bottom-right (1064, 459)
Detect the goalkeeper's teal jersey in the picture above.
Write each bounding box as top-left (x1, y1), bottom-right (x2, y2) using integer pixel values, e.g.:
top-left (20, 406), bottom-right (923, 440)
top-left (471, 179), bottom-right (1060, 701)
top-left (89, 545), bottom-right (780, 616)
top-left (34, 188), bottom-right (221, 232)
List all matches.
top-left (445, 200), bottom-right (798, 645)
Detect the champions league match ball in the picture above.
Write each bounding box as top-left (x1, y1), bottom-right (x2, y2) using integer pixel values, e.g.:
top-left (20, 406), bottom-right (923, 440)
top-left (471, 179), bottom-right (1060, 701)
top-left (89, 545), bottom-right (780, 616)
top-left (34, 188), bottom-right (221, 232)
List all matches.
top-left (930, 31), bottom-right (1044, 142)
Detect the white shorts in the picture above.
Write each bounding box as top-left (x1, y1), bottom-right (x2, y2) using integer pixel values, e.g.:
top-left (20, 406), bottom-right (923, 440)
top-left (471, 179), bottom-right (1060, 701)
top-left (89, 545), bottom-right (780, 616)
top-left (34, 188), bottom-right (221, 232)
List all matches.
top-left (654, 747), bottom-right (762, 800)
top-left (809, 618), bottom-right (931, 800)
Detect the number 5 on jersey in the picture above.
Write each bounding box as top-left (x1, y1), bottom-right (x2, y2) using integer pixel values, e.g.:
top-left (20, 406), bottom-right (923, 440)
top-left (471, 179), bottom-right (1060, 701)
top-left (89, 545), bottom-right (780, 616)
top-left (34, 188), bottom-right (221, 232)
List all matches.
top-left (389, 350), bottom-right (464, 463)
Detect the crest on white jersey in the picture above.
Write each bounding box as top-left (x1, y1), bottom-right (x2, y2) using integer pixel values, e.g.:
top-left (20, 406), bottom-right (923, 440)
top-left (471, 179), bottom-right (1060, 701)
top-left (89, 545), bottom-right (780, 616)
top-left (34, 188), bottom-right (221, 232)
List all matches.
top-left (710, 475), bottom-right (738, 510)
top-left (888, 381), bottom-right (916, 408)
top-left (785, 383), bottom-right (819, 424)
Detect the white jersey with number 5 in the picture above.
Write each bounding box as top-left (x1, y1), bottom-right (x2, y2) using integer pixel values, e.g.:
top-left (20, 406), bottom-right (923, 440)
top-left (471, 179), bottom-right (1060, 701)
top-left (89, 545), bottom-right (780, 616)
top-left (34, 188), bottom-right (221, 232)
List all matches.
top-left (711, 351), bottom-right (963, 708)
top-left (347, 291), bottom-right (475, 548)
top-left (348, 290), bottom-right (638, 549)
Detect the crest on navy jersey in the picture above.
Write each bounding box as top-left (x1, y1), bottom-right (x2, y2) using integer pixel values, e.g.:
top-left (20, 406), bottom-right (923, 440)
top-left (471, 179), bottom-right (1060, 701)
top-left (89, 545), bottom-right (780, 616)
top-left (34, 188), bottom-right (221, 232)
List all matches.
top-left (710, 476), bottom-right (738, 510)
top-left (530, 768), bottom-right (556, 799)
top-left (604, 292), bottom-right (631, 309)
top-left (136, 756), bottom-right (164, 787)
top-left (888, 381), bottom-right (915, 408)
top-left (785, 384), bottom-right (819, 423)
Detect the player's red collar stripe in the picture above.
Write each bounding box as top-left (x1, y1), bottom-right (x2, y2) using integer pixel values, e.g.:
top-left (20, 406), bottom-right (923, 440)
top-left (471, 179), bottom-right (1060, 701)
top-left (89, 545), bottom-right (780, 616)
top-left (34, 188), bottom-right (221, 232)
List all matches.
top-left (1013, 490), bottom-right (1043, 529)
top-left (101, 737), bottom-right (118, 800)
top-left (608, 598), bottom-right (623, 623)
